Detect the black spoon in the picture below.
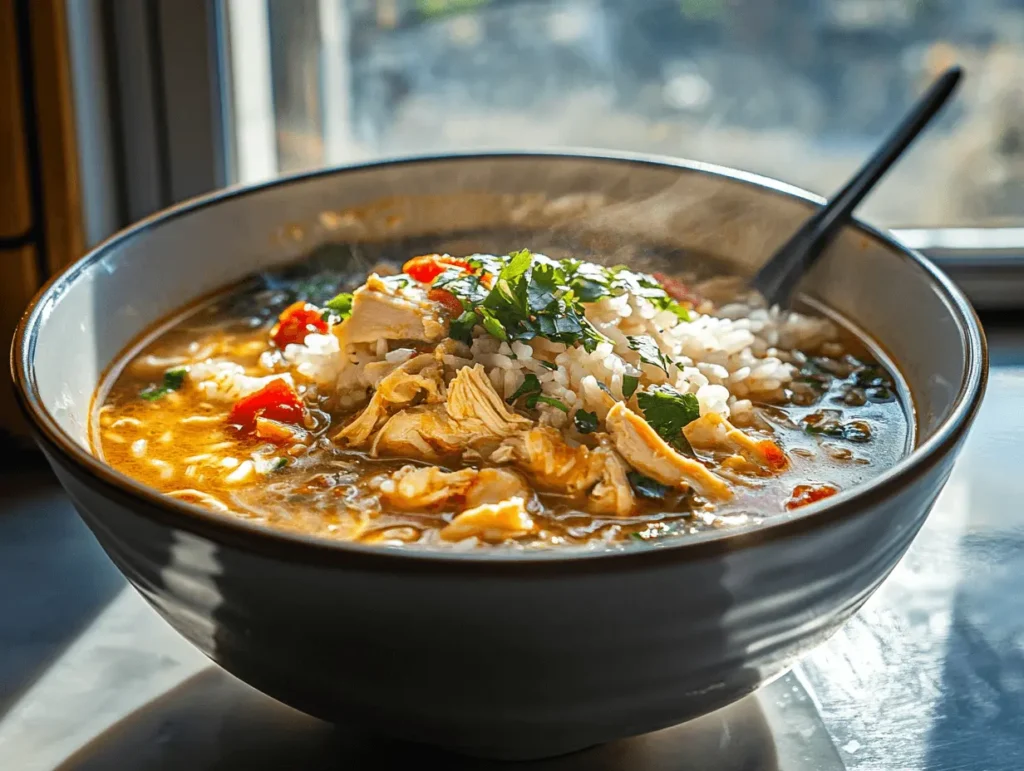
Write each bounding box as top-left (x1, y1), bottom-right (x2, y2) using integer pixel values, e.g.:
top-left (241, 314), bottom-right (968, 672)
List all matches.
top-left (751, 65), bottom-right (963, 307)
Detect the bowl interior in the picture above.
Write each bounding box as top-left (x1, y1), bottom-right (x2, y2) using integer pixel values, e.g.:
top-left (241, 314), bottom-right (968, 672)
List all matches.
top-left (19, 153), bottom-right (978, 517)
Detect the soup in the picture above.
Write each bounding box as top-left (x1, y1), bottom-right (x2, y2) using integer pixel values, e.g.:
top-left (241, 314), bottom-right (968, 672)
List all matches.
top-left (93, 248), bottom-right (910, 549)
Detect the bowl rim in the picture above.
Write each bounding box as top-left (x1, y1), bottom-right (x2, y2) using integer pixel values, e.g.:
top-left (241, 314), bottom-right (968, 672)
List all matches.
top-left (10, 149), bottom-right (989, 570)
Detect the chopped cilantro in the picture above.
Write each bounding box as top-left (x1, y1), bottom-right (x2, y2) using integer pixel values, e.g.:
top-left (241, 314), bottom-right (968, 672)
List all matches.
top-left (573, 409), bottom-right (599, 434)
top-left (273, 457), bottom-right (288, 470)
top-left (622, 375), bottom-right (639, 398)
top-left (140, 367), bottom-right (188, 401)
top-left (324, 292), bottom-right (353, 320)
top-left (636, 386), bottom-right (701, 451)
top-left (627, 471), bottom-right (672, 500)
top-left (424, 250), bottom-right (689, 354)
top-left (538, 361), bottom-right (557, 371)
top-left (627, 335), bottom-right (673, 374)
top-left (449, 310), bottom-right (478, 344)
top-left (535, 395), bottom-right (569, 412)
top-left (650, 295), bottom-right (692, 322)
top-left (506, 374), bottom-right (567, 412)
top-left (478, 308), bottom-right (508, 341)
top-left (507, 374), bottom-right (543, 405)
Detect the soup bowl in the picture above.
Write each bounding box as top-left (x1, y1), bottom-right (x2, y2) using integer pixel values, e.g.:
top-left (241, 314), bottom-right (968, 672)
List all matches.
top-left (11, 152), bottom-right (986, 760)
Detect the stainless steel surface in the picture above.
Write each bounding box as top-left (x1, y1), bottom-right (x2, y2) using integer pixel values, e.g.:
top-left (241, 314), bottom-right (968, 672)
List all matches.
top-left (2, 326), bottom-right (1019, 768)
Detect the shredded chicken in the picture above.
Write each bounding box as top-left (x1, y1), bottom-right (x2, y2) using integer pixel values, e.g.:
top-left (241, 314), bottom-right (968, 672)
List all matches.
top-left (445, 365), bottom-right (532, 435)
top-left (334, 355), bottom-right (445, 446)
top-left (333, 274), bottom-right (448, 346)
top-left (440, 497), bottom-right (535, 543)
top-left (683, 413), bottom-right (788, 472)
top-left (588, 445), bottom-right (636, 516)
top-left (381, 465), bottom-right (530, 510)
top-left (370, 365), bottom-right (531, 460)
top-left (496, 427), bottom-right (636, 516)
top-left (606, 403), bottom-right (732, 501)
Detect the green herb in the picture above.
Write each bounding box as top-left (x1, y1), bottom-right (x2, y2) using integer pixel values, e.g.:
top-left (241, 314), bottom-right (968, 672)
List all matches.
top-left (449, 310), bottom-right (478, 344)
top-left (636, 386), bottom-right (701, 451)
top-left (627, 335), bottom-right (673, 374)
top-left (539, 361), bottom-right (557, 371)
top-left (573, 409), bottom-right (599, 433)
top-left (535, 396), bottom-right (569, 412)
top-left (650, 295), bottom-right (692, 322)
top-left (627, 471), bottom-right (672, 500)
top-left (622, 375), bottom-right (639, 398)
top-left (379, 274), bottom-right (412, 291)
top-left (273, 457), bottom-right (288, 470)
top-left (140, 367), bottom-right (188, 401)
top-left (478, 308), bottom-right (508, 341)
top-left (324, 292), bottom-right (354, 320)
top-left (507, 374), bottom-right (543, 405)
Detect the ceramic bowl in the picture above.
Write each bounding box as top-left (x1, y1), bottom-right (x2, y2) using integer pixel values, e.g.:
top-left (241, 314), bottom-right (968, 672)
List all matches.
top-left (11, 152), bottom-right (987, 759)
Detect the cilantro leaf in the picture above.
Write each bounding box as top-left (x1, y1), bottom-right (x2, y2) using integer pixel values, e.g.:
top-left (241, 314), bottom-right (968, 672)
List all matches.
top-left (627, 335), bottom-right (673, 374)
top-left (650, 295), bottom-right (691, 322)
top-left (622, 375), bottom-right (639, 398)
top-left (627, 471), bottom-right (672, 500)
top-left (636, 386), bottom-right (701, 451)
top-left (449, 310), bottom-right (478, 344)
top-left (324, 292), bottom-right (354, 320)
top-left (534, 395), bottom-right (569, 412)
top-left (573, 409), bottom-right (599, 434)
top-left (478, 308), bottom-right (508, 341)
top-left (140, 367), bottom-right (188, 401)
top-left (507, 374), bottom-right (542, 405)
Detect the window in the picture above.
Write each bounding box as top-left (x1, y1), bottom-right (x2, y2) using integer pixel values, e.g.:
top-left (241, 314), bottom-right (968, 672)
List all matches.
top-left (223, 0), bottom-right (1024, 233)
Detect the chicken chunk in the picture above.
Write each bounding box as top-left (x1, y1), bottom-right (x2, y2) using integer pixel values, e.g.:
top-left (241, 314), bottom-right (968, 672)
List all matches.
top-left (440, 497), bottom-right (535, 543)
top-left (588, 445), bottom-right (636, 517)
top-left (370, 406), bottom-right (462, 461)
top-left (446, 365), bottom-right (532, 435)
top-left (606, 403), bottom-right (732, 501)
top-left (496, 428), bottom-right (636, 516)
top-left (683, 413), bottom-right (788, 472)
top-left (334, 274), bottom-right (448, 346)
top-left (371, 365), bottom-right (531, 461)
top-left (334, 355), bottom-right (445, 446)
top-left (381, 465), bottom-right (530, 510)
top-left (498, 427), bottom-right (601, 494)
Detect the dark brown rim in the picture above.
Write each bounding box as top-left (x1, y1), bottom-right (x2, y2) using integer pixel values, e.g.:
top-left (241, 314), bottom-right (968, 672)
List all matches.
top-left (10, 150), bottom-right (989, 571)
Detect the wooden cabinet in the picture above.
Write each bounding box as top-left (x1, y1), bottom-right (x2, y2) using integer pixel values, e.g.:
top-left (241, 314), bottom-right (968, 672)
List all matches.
top-left (0, 0), bottom-right (83, 445)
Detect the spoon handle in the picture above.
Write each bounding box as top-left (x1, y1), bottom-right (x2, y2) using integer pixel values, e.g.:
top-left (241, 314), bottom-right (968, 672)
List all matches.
top-left (751, 66), bottom-right (963, 306)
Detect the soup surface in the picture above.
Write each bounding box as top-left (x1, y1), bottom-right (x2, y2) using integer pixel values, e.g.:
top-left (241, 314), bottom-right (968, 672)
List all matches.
top-left (93, 247), bottom-right (910, 549)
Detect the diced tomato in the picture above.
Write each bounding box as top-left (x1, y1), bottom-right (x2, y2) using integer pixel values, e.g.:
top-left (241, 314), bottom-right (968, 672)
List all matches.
top-left (402, 254), bottom-right (473, 284)
top-left (653, 272), bottom-right (699, 305)
top-left (271, 301), bottom-right (328, 348)
top-left (758, 440), bottom-right (789, 472)
top-left (785, 483), bottom-right (839, 510)
top-left (230, 379), bottom-right (305, 430)
top-left (427, 287), bottom-right (465, 317)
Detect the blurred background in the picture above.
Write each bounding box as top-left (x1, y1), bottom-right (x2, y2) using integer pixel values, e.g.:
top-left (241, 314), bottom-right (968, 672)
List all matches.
top-left (4, 0), bottom-right (1024, 436)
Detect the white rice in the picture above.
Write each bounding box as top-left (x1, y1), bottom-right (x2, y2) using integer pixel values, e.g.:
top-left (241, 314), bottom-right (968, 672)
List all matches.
top-left (275, 275), bottom-right (837, 425)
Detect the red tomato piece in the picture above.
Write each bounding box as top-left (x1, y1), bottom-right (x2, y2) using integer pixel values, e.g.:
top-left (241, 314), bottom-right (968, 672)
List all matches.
top-left (427, 287), bottom-right (465, 317)
top-left (785, 483), bottom-right (839, 510)
top-left (271, 301), bottom-right (328, 348)
top-left (758, 440), bottom-right (789, 471)
top-left (653, 272), bottom-right (699, 305)
top-left (230, 379), bottom-right (305, 430)
top-left (402, 254), bottom-right (473, 284)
